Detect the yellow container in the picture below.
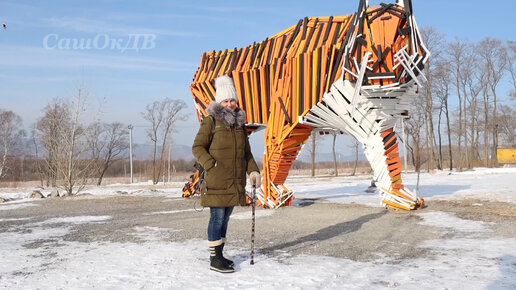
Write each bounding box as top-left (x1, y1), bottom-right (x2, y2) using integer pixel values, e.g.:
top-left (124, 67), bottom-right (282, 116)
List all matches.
top-left (497, 148), bottom-right (516, 164)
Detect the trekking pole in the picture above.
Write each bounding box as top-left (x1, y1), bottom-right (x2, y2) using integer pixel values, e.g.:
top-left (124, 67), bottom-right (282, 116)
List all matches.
top-left (250, 184), bottom-right (256, 265)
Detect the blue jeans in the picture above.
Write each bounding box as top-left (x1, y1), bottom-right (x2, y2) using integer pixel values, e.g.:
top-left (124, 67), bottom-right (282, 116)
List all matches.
top-left (208, 207), bottom-right (234, 242)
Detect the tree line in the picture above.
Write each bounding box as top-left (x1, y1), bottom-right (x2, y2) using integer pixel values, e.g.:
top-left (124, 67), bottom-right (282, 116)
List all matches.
top-left (0, 86), bottom-right (188, 194)
top-left (405, 28), bottom-right (515, 172)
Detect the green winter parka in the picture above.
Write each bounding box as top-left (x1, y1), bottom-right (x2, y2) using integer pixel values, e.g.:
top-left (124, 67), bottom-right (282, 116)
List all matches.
top-left (192, 103), bottom-right (259, 207)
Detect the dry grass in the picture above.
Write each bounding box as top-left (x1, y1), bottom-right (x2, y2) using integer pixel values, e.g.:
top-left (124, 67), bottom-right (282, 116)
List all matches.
top-left (0, 165), bottom-right (376, 189)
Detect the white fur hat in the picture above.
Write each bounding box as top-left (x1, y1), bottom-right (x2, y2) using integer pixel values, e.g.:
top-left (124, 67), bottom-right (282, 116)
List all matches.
top-left (214, 75), bottom-right (238, 103)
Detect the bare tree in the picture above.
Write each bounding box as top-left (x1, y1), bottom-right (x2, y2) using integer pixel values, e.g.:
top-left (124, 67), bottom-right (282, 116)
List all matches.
top-left (29, 127), bottom-right (45, 186)
top-left (87, 122), bottom-right (129, 185)
top-left (477, 38), bottom-right (508, 166)
top-left (432, 60), bottom-right (453, 170)
top-left (448, 39), bottom-right (470, 169)
top-left (480, 74), bottom-right (492, 167)
top-left (497, 105), bottom-right (516, 147)
top-left (36, 99), bottom-right (69, 187)
top-left (304, 130), bottom-right (324, 177)
top-left (58, 90), bottom-right (93, 195)
top-left (0, 109), bottom-right (25, 180)
top-left (462, 52), bottom-right (485, 164)
top-left (405, 92), bottom-right (427, 189)
top-left (163, 138), bottom-right (175, 183)
top-left (349, 138), bottom-right (360, 176)
top-left (36, 89), bottom-right (94, 195)
top-left (462, 50), bottom-right (483, 167)
top-left (420, 27), bottom-right (445, 171)
top-left (142, 98), bottom-right (187, 184)
top-left (330, 130), bottom-right (339, 177)
top-left (506, 41), bottom-right (516, 100)
top-left (304, 130), bottom-right (320, 177)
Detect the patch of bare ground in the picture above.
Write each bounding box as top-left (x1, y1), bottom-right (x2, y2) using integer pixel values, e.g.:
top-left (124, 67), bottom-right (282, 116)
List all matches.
top-left (428, 199), bottom-right (516, 237)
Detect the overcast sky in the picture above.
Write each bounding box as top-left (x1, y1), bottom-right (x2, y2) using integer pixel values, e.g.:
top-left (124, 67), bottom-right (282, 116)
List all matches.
top-left (1, 0), bottom-right (514, 158)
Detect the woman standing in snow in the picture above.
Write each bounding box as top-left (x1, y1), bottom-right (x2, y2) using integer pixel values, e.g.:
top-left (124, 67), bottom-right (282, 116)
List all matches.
top-left (192, 75), bottom-right (261, 273)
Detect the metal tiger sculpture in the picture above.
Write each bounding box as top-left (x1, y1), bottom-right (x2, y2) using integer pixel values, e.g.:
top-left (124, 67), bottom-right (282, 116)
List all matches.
top-left (190, 0), bottom-right (429, 210)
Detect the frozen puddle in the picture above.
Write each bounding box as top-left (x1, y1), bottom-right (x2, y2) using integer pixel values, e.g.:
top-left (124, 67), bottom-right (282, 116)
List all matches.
top-left (417, 211), bottom-right (490, 233)
top-left (144, 209), bottom-right (198, 215)
top-left (35, 215), bottom-right (112, 225)
top-left (0, 203), bottom-right (40, 211)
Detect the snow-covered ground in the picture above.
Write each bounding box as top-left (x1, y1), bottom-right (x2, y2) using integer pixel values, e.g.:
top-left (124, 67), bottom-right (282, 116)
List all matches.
top-left (1, 167), bottom-right (516, 289)
top-left (289, 167), bottom-right (516, 206)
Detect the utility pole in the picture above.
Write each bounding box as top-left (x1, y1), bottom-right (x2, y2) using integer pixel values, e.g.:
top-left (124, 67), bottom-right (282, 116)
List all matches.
top-left (128, 124), bottom-right (134, 184)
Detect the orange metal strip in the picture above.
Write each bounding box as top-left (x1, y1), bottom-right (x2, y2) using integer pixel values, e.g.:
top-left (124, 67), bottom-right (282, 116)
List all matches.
top-left (259, 68), bottom-right (268, 123)
top-left (232, 72), bottom-right (245, 107)
top-left (384, 134), bottom-right (397, 149)
top-left (386, 153), bottom-right (400, 162)
top-left (381, 128), bottom-right (393, 138)
top-left (251, 70), bottom-right (260, 122)
top-left (325, 48), bottom-right (337, 91)
top-left (291, 59), bottom-right (298, 121)
top-left (311, 49), bottom-right (318, 106)
top-left (384, 141), bottom-right (398, 154)
top-left (244, 71), bottom-right (253, 116)
top-left (259, 40), bottom-right (271, 68)
top-left (389, 166), bottom-right (402, 177)
top-left (323, 21), bottom-right (338, 47)
top-left (383, 200), bottom-right (411, 211)
top-left (207, 51), bottom-right (221, 80)
top-left (391, 173), bottom-right (402, 184)
top-left (388, 162), bottom-right (401, 172)
top-left (386, 156), bottom-right (401, 165)
top-left (392, 189), bottom-right (413, 201)
top-left (319, 46), bottom-right (329, 95)
top-left (306, 19), bottom-right (321, 52)
top-left (235, 46), bottom-right (249, 72)
top-left (303, 53), bottom-right (311, 114)
top-left (213, 51), bottom-right (228, 78)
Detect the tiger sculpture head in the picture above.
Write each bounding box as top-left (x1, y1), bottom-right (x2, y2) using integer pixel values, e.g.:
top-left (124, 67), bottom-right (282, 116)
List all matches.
top-left (191, 0), bottom-right (429, 210)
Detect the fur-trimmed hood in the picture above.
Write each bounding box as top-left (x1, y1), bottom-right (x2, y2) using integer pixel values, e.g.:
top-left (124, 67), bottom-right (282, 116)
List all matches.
top-left (206, 102), bottom-right (246, 127)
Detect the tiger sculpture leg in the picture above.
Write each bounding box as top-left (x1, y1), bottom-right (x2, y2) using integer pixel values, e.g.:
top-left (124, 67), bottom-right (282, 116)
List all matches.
top-left (260, 98), bottom-right (314, 207)
top-left (303, 78), bottom-right (425, 210)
